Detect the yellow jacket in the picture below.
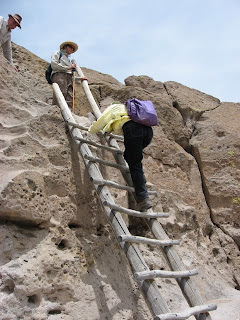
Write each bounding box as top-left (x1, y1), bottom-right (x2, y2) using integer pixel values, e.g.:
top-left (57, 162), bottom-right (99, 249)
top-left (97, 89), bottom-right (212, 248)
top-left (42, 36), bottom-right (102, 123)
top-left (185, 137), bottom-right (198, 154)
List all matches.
top-left (88, 104), bottom-right (130, 135)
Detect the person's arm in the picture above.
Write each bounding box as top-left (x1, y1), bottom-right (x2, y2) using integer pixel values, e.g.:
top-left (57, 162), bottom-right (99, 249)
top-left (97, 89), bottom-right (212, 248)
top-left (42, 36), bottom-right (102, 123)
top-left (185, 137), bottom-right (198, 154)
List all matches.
top-left (0, 16), bottom-right (4, 31)
top-left (51, 51), bottom-right (73, 72)
top-left (88, 105), bottom-right (116, 134)
top-left (2, 37), bottom-right (13, 64)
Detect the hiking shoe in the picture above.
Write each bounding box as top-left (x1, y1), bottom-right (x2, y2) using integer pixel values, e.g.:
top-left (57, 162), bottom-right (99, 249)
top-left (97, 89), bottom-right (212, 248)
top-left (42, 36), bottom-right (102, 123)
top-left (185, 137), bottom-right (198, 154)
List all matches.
top-left (137, 198), bottom-right (153, 212)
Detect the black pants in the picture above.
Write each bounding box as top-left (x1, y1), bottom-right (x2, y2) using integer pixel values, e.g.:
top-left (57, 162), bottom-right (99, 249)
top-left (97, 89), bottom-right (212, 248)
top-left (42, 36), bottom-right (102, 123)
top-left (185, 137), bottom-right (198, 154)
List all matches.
top-left (123, 121), bottom-right (153, 202)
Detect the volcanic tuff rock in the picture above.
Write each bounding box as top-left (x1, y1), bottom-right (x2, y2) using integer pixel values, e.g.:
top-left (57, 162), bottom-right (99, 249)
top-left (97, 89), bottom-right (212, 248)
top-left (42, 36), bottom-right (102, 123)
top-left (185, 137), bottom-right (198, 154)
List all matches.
top-left (0, 43), bottom-right (239, 319)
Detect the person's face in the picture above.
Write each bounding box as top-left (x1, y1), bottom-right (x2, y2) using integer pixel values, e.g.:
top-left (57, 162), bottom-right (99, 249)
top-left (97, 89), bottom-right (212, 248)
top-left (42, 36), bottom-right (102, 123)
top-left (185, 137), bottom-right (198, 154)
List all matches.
top-left (8, 16), bottom-right (19, 30)
top-left (65, 45), bottom-right (75, 55)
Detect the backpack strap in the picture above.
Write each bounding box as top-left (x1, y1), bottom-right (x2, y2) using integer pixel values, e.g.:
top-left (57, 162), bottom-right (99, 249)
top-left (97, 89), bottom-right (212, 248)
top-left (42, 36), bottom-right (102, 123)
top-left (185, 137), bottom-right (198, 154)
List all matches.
top-left (59, 51), bottom-right (63, 62)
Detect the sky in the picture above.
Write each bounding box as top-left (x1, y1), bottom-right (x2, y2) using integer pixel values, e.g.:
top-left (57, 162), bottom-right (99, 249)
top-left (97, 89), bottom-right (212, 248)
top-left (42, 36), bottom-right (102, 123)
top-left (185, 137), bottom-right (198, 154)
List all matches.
top-left (1, 0), bottom-right (240, 102)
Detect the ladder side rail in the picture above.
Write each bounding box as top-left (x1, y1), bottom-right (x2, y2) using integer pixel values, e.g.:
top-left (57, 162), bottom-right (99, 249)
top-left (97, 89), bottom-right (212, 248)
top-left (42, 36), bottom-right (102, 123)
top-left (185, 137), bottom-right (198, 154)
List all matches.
top-left (52, 83), bottom-right (171, 317)
top-left (75, 66), bottom-right (102, 119)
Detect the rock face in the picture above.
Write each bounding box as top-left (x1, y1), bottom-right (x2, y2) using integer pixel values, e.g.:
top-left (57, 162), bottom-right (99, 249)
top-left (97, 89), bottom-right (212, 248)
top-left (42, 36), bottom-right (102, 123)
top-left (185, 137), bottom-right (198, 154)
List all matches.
top-left (0, 43), bottom-right (239, 320)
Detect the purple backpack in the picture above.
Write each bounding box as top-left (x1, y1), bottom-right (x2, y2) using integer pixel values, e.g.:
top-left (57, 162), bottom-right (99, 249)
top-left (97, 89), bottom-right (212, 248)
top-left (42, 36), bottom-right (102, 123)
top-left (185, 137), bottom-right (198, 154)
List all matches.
top-left (125, 98), bottom-right (158, 126)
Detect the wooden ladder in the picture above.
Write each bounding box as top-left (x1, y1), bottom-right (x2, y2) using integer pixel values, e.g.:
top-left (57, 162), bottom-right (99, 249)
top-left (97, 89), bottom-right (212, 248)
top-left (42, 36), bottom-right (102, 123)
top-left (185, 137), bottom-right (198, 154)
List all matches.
top-left (52, 70), bottom-right (217, 320)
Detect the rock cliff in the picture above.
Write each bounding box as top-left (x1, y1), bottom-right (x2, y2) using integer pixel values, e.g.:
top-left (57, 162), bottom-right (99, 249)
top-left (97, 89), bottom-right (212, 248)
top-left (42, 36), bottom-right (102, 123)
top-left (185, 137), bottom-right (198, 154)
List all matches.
top-left (0, 43), bottom-right (239, 320)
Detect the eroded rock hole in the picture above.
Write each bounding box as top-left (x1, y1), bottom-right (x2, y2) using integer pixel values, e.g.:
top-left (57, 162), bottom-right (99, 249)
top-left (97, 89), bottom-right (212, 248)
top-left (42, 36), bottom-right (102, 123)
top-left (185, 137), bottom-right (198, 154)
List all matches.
top-left (48, 309), bottom-right (62, 315)
top-left (68, 223), bottom-right (80, 229)
top-left (27, 294), bottom-right (41, 307)
top-left (2, 279), bottom-right (15, 294)
top-left (212, 248), bottom-right (219, 257)
top-left (56, 239), bottom-right (71, 250)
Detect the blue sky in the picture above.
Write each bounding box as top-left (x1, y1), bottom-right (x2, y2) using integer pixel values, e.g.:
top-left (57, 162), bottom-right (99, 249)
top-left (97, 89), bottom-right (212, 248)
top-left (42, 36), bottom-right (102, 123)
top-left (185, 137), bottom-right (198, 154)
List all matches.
top-left (2, 0), bottom-right (240, 102)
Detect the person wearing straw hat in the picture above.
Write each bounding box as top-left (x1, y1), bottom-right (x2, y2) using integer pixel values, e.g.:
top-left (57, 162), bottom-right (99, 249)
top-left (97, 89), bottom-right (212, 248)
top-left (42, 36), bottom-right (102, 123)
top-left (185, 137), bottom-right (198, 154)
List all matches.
top-left (0, 14), bottom-right (22, 68)
top-left (51, 41), bottom-right (79, 109)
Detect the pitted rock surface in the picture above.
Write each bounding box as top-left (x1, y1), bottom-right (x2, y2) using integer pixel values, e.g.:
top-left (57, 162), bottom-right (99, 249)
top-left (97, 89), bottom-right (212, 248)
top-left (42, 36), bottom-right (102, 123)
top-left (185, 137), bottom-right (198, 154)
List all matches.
top-left (0, 43), bottom-right (239, 320)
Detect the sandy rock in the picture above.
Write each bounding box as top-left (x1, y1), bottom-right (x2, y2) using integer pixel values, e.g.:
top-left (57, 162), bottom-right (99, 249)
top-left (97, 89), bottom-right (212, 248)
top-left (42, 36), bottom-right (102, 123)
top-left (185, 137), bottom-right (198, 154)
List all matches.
top-left (164, 81), bottom-right (220, 137)
top-left (190, 102), bottom-right (240, 245)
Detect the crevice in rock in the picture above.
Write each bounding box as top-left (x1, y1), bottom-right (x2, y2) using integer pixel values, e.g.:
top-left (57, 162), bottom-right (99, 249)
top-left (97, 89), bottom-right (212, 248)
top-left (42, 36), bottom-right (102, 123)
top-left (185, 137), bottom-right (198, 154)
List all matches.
top-left (163, 83), bottom-right (171, 96)
top-left (187, 144), bottom-right (218, 235)
top-left (185, 141), bottom-right (239, 246)
top-left (99, 85), bottom-right (103, 100)
top-left (0, 219), bottom-right (44, 230)
top-left (233, 276), bottom-right (240, 291)
top-left (161, 101), bottom-right (225, 236)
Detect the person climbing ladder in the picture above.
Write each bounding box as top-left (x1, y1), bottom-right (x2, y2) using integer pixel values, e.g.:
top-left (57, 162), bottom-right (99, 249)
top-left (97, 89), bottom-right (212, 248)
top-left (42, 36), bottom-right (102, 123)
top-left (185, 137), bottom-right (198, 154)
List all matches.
top-left (88, 101), bottom-right (154, 212)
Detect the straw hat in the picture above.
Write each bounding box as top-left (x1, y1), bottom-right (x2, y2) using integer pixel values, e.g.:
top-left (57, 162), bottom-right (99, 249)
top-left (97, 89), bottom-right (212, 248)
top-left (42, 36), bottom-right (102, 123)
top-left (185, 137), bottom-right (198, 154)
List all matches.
top-left (8, 14), bottom-right (22, 28)
top-left (60, 41), bottom-right (78, 53)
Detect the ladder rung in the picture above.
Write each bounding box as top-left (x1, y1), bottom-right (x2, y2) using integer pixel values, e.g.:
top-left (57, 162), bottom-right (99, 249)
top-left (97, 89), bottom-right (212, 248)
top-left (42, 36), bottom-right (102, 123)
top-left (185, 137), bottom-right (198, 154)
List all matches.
top-left (91, 177), bottom-right (133, 191)
top-left (103, 200), bottom-right (169, 218)
top-left (74, 76), bottom-right (87, 80)
top-left (66, 121), bottom-right (123, 142)
top-left (84, 154), bottom-right (129, 171)
top-left (76, 137), bottom-right (124, 154)
top-left (90, 177), bottom-right (157, 195)
top-left (134, 269), bottom-right (198, 281)
top-left (66, 121), bottom-right (89, 131)
top-left (118, 235), bottom-right (180, 246)
top-left (154, 303), bottom-right (217, 320)
top-left (108, 133), bottom-right (124, 141)
top-left (98, 131), bottom-right (124, 141)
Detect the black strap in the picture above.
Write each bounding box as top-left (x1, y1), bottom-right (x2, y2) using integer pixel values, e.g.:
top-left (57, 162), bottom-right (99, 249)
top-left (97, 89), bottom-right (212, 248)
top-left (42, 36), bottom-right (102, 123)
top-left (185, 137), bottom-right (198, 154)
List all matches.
top-left (59, 51), bottom-right (63, 62)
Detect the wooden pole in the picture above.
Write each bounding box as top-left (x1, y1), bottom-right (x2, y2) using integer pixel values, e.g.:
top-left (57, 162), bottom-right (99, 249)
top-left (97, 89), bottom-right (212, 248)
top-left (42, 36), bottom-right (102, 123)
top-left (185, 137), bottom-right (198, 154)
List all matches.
top-left (72, 72), bottom-right (75, 113)
top-left (75, 65), bottom-right (101, 118)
